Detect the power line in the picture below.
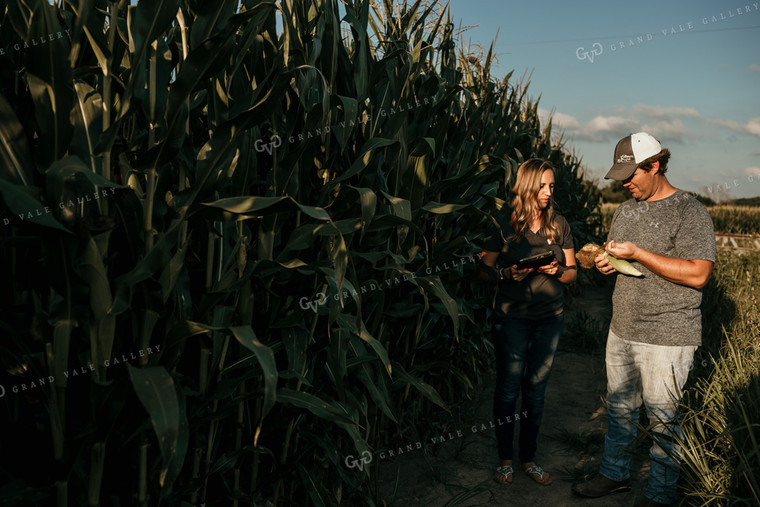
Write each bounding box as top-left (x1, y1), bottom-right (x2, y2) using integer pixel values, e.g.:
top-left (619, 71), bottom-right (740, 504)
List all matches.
top-left (499, 24), bottom-right (760, 47)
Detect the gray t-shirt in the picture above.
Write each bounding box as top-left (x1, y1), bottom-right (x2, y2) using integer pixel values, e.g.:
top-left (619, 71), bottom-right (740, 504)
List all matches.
top-left (607, 189), bottom-right (716, 346)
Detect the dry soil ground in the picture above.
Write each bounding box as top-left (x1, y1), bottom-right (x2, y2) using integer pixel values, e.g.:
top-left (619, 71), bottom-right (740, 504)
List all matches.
top-left (376, 286), bottom-right (658, 507)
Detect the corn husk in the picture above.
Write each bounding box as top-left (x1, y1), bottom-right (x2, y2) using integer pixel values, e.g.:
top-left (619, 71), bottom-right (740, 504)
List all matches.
top-left (576, 243), bottom-right (643, 277)
top-left (576, 243), bottom-right (604, 269)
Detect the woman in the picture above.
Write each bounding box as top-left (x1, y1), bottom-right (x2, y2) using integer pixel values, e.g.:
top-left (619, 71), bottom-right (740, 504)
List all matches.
top-left (480, 158), bottom-right (577, 486)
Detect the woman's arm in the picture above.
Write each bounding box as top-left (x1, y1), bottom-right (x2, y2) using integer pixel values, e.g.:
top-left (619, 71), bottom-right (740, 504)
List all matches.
top-left (480, 251), bottom-right (531, 282)
top-left (479, 251), bottom-right (500, 282)
top-left (557, 247), bottom-right (577, 284)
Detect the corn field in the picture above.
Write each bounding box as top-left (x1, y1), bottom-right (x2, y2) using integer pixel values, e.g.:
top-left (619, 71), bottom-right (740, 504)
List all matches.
top-left (0, 0), bottom-right (602, 504)
top-left (707, 206), bottom-right (760, 236)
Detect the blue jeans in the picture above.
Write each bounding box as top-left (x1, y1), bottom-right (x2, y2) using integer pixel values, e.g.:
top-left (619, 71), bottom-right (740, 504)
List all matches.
top-left (600, 329), bottom-right (697, 504)
top-left (492, 313), bottom-right (563, 462)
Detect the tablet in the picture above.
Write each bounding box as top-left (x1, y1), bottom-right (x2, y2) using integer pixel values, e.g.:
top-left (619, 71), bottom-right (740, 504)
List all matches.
top-left (515, 250), bottom-right (556, 270)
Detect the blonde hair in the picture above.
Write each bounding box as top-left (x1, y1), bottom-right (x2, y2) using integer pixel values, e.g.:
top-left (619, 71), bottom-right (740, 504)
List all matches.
top-left (509, 158), bottom-right (560, 243)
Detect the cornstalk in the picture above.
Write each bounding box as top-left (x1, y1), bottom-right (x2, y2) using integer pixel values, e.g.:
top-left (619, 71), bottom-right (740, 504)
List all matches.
top-left (55, 481), bottom-right (67, 507)
top-left (191, 348), bottom-right (210, 505)
top-left (202, 405), bottom-right (220, 499)
top-left (202, 325), bottom-right (231, 499)
top-left (144, 41), bottom-right (159, 253)
top-left (140, 310), bottom-right (159, 366)
top-left (100, 0), bottom-right (122, 216)
top-left (137, 443), bottom-right (148, 505)
top-left (277, 290), bottom-right (322, 502)
top-left (233, 381), bottom-right (245, 507)
top-left (206, 192), bottom-right (222, 290)
top-left (177, 9), bottom-right (190, 244)
top-left (87, 442), bottom-right (106, 506)
top-left (47, 342), bottom-right (66, 507)
top-left (199, 347), bottom-right (215, 502)
top-left (248, 397), bottom-right (261, 495)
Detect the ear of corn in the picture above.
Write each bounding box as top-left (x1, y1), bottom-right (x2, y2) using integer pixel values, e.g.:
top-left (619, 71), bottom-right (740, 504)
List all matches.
top-left (576, 243), bottom-right (643, 277)
top-left (603, 252), bottom-right (643, 277)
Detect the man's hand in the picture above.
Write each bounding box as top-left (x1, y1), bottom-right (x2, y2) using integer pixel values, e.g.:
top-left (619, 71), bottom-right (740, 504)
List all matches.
top-left (598, 240), bottom-right (713, 288)
top-left (536, 261), bottom-right (559, 276)
top-left (605, 240), bottom-right (639, 259)
top-left (594, 254), bottom-right (617, 275)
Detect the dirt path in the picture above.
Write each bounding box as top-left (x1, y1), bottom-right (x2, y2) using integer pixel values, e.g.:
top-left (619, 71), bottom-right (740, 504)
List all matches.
top-left (376, 288), bottom-right (654, 506)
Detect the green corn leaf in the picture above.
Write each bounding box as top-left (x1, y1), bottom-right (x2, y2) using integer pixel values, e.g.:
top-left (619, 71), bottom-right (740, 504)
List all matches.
top-left (0, 180), bottom-right (71, 233)
top-left (25, 0), bottom-right (73, 165)
top-left (391, 361), bottom-right (449, 412)
top-left (276, 388), bottom-right (357, 426)
top-left (0, 94), bottom-right (34, 186)
top-left (127, 365), bottom-right (188, 492)
top-left (228, 326), bottom-right (278, 423)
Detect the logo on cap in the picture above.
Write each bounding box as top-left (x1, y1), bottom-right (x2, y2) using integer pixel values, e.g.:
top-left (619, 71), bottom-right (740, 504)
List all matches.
top-left (616, 154), bottom-right (634, 163)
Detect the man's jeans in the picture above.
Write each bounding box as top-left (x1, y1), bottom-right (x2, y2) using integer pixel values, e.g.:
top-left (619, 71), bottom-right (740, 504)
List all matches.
top-left (492, 313), bottom-right (563, 463)
top-left (600, 329), bottom-right (697, 504)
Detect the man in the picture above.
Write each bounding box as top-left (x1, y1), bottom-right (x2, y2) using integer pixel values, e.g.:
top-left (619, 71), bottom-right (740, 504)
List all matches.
top-left (572, 132), bottom-right (716, 506)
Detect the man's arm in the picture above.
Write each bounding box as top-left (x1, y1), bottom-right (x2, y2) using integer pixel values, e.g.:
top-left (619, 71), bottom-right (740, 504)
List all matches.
top-left (605, 240), bottom-right (713, 289)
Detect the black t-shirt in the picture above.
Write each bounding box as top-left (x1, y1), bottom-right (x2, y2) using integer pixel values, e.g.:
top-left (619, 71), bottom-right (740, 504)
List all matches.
top-left (483, 212), bottom-right (574, 319)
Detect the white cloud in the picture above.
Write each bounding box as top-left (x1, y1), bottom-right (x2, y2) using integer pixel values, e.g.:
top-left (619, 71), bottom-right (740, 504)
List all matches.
top-left (705, 117), bottom-right (760, 139)
top-left (540, 106), bottom-right (754, 146)
top-left (538, 108), bottom-right (581, 130)
top-left (746, 118), bottom-right (760, 138)
top-left (569, 115), bottom-right (640, 141)
top-left (745, 166), bottom-right (760, 176)
top-left (587, 115), bottom-right (629, 132)
top-left (539, 105), bottom-right (698, 143)
top-left (633, 105), bottom-right (700, 119)
top-left (749, 63), bottom-right (760, 72)
top-left (705, 117), bottom-right (745, 131)
top-left (641, 120), bottom-right (687, 143)
top-left (551, 111), bottom-right (581, 129)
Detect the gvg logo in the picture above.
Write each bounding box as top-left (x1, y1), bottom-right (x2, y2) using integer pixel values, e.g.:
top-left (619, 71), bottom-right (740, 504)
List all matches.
top-left (620, 201), bottom-right (649, 220)
top-left (299, 293), bottom-right (327, 313)
top-left (344, 451), bottom-right (373, 471)
top-left (254, 135), bottom-right (281, 155)
top-left (576, 42), bottom-right (603, 63)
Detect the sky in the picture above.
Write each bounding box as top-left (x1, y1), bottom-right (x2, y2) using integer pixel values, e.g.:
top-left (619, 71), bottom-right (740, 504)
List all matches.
top-left (446, 0), bottom-right (760, 200)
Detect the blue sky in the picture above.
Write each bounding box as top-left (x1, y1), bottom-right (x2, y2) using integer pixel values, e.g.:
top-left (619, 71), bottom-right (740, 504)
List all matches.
top-left (446, 0), bottom-right (760, 199)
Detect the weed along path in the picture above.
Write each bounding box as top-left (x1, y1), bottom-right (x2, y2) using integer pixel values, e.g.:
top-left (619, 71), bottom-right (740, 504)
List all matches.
top-left (376, 287), bottom-right (653, 506)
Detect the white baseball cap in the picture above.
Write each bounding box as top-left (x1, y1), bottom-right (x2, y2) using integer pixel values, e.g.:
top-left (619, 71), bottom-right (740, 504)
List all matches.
top-left (605, 132), bottom-right (662, 180)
